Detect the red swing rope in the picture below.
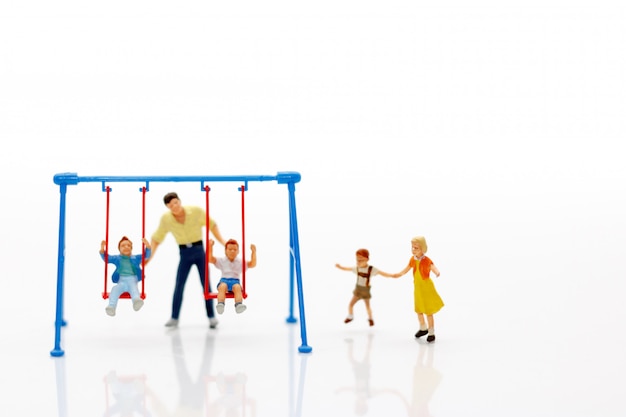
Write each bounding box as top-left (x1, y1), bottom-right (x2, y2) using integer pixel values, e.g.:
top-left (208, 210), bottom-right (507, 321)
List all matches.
top-left (140, 186), bottom-right (146, 298)
top-left (240, 184), bottom-right (247, 297)
top-left (204, 185), bottom-right (211, 299)
top-left (103, 186), bottom-right (111, 298)
top-left (203, 184), bottom-right (247, 299)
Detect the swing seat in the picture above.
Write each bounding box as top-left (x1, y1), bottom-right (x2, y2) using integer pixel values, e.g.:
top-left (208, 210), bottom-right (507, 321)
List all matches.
top-left (204, 291), bottom-right (248, 300)
top-left (102, 292), bottom-right (146, 300)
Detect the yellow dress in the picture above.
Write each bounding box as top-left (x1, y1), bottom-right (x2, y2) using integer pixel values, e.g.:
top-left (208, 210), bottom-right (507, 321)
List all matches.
top-left (410, 256), bottom-right (444, 315)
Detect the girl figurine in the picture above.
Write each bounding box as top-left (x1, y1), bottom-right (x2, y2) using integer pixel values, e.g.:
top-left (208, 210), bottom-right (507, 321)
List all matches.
top-left (392, 236), bottom-right (443, 342)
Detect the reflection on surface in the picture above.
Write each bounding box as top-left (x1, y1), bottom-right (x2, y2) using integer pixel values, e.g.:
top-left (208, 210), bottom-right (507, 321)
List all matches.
top-left (205, 372), bottom-right (253, 417)
top-left (51, 324), bottom-right (310, 417)
top-left (288, 322), bottom-right (309, 417)
top-left (147, 330), bottom-right (219, 416)
top-left (335, 333), bottom-right (379, 415)
top-left (334, 334), bottom-right (443, 417)
top-left (102, 371), bottom-right (149, 416)
top-left (53, 356), bottom-right (68, 417)
top-left (407, 342), bottom-right (443, 417)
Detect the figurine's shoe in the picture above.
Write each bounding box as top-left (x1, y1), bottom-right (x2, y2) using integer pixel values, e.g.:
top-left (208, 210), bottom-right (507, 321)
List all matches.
top-left (209, 318), bottom-right (219, 329)
top-left (415, 330), bottom-right (428, 338)
top-left (105, 306), bottom-right (116, 316)
top-left (132, 298), bottom-right (144, 311)
top-left (344, 317), bottom-right (353, 323)
top-left (427, 335), bottom-right (436, 343)
top-left (165, 318), bottom-right (179, 327)
top-left (368, 319), bottom-right (374, 326)
top-left (235, 303), bottom-right (247, 314)
top-left (216, 303), bottom-right (225, 314)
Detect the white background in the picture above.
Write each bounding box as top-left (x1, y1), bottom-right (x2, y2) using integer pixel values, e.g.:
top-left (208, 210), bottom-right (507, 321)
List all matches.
top-left (1, 1), bottom-right (625, 416)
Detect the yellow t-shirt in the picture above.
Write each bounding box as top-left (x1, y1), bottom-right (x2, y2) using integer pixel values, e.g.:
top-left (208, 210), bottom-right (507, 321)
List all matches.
top-left (151, 206), bottom-right (216, 245)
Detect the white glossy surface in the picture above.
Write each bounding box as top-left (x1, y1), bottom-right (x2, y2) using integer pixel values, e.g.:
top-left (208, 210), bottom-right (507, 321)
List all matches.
top-left (2, 1), bottom-right (625, 415)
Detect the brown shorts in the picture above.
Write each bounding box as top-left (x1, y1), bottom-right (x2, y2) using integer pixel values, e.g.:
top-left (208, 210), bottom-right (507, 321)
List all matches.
top-left (353, 285), bottom-right (372, 300)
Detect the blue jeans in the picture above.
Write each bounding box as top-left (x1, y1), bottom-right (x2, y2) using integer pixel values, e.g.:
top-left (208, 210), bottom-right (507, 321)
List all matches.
top-left (109, 275), bottom-right (141, 307)
top-left (171, 245), bottom-right (215, 319)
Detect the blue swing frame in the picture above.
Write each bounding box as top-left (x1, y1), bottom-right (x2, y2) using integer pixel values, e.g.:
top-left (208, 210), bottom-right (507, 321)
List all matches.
top-left (50, 172), bottom-right (312, 357)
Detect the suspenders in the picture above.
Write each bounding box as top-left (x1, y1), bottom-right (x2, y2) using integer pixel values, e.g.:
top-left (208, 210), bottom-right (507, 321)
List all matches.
top-left (357, 266), bottom-right (373, 287)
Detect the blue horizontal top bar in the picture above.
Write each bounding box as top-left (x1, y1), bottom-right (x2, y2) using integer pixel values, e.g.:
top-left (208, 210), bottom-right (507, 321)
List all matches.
top-left (54, 171), bottom-right (301, 186)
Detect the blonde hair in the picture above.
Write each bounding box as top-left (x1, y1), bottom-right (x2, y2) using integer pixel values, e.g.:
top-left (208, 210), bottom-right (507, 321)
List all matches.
top-left (411, 236), bottom-right (428, 253)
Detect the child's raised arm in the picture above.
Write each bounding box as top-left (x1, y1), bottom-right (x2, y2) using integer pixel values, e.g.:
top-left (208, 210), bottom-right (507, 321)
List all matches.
top-left (207, 239), bottom-right (217, 264)
top-left (247, 244), bottom-right (257, 268)
top-left (335, 263), bottom-right (352, 271)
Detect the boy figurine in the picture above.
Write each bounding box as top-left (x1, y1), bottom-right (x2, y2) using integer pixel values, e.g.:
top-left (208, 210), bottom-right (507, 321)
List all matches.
top-left (335, 248), bottom-right (396, 326)
top-left (207, 239), bottom-right (257, 314)
top-left (100, 236), bottom-right (151, 316)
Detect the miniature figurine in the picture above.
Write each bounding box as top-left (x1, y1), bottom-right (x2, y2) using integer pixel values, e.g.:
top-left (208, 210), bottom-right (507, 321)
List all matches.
top-left (335, 248), bottom-right (396, 326)
top-left (100, 236), bottom-right (151, 316)
top-left (391, 236), bottom-right (443, 342)
top-left (149, 192), bottom-right (227, 329)
top-left (207, 238), bottom-right (257, 314)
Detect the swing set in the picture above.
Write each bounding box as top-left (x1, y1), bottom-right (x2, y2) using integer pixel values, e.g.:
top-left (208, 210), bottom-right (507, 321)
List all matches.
top-left (51, 172), bottom-right (311, 357)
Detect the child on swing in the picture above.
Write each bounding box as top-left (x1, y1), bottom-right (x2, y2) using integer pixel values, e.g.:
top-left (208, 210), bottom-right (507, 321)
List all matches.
top-left (207, 238), bottom-right (257, 314)
top-left (100, 236), bottom-right (152, 316)
top-left (335, 248), bottom-right (396, 326)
